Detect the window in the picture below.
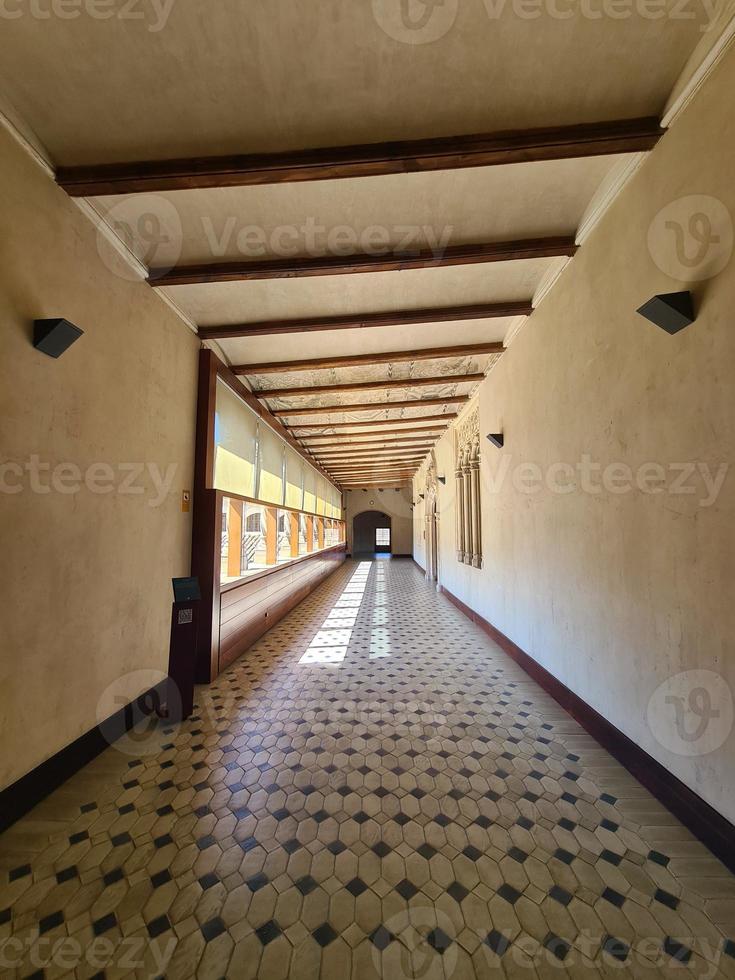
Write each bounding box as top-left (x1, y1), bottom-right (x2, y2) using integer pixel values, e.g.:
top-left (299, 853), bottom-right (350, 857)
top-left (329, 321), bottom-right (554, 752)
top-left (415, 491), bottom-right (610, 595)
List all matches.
top-left (220, 496), bottom-right (346, 584)
top-left (277, 510), bottom-right (292, 562)
top-left (213, 380), bottom-right (257, 499)
top-left (375, 527), bottom-right (391, 547)
top-left (299, 513), bottom-right (309, 553)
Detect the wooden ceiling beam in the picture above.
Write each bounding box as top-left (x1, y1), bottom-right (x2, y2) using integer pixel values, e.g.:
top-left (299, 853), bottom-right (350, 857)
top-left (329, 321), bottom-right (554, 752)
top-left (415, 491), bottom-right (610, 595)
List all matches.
top-left (329, 471), bottom-right (418, 477)
top-left (327, 469), bottom-right (423, 476)
top-left (199, 302), bottom-right (529, 339)
top-left (314, 445), bottom-right (433, 457)
top-left (57, 117), bottom-right (663, 196)
top-left (272, 396), bottom-right (469, 418)
top-left (325, 459), bottom-right (424, 467)
top-left (148, 237), bottom-right (576, 286)
top-left (255, 373), bottom-right (484, 399)
top-left (286, 413), bottom-right (457, 431)
top-left (330, 466), bottom-right (418, 471)
top-left (302, 434), bottom-right (443, 447)
top-left (232, 341), bottom-right (505, 373)
top-left (325, 460), bottom-right (427, 469)
top-left (320, 461), bottom-right (428, 469)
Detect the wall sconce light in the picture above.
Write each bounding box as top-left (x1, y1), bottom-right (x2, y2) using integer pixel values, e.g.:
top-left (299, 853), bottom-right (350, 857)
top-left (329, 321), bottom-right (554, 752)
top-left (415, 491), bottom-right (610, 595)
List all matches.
top-left (636, 291), bottom-right (694, 335)
top-left (487, 433), bottom-right (504, 449)
top-left (33, 318), bottom-right (84, 358)
top-left (419, 493), bottom-right (425, 500)
top-left (438, 476), bottom-right (446, 485)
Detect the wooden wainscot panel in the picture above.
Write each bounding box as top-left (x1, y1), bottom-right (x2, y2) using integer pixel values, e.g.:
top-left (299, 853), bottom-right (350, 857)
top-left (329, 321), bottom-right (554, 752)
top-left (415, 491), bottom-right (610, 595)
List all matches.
top-left (218, 546), bottom-right (345, 670)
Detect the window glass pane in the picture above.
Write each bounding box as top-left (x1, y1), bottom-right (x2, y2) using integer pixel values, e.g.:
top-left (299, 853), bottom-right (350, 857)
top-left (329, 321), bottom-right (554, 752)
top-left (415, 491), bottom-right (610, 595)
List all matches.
top-left (213, 380), bottom-right (257, 498)
top-left (213, 380), bottom-right (339, 516)
top-left (299, 514), bottom-right (309, 552)
top-left (244, 503), bottom-right (268, 569)
top-left (221, 498), bottom-right (270, 582)
top-left (316, 475), bottom-right (327, 516)
top-left (303, 464), bottom-right (317, 513)
top-left (375, 527), bottom-right (391, 546)
top-left (285, 446), bottom-right (304, 510)
top-left (220, 501), bottom-right (343, 588)
top-left (277, 510), bottom-right (291, 562)
top-left (330, 484), bottom-right (340, 519)
top-left (258, 424), bottom-right (285, 505)
top-left (325, 520), bottom-right (339, 547)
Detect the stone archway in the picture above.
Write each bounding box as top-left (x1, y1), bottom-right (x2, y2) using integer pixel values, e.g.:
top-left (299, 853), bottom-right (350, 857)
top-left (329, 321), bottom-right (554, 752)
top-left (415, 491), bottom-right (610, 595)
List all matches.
top-left (352, 510), bottom-right (392, 555)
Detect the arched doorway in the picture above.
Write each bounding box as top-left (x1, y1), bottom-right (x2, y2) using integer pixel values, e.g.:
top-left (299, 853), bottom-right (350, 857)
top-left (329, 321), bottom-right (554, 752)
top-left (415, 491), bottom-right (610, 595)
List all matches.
top-left (352, 511), bottom-right (392, 556)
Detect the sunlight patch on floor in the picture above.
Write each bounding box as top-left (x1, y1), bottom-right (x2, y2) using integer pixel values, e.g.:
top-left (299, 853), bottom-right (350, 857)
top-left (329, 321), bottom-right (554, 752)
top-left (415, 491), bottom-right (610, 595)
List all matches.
top-left (370, 562), bottom-right (391, 659)
top-left (298, 562), bottom-right (372, 664)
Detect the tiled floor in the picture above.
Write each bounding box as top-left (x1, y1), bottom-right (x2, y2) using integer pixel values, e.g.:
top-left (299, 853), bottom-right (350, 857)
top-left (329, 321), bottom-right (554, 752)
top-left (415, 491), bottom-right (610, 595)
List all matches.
top-left (2, 558), bottom-right (735, 980)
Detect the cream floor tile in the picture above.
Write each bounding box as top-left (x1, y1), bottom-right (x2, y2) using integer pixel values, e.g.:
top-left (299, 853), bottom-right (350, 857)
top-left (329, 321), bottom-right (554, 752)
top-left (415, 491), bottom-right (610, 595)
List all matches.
top-left (1, 559), bottom-right (733, 979)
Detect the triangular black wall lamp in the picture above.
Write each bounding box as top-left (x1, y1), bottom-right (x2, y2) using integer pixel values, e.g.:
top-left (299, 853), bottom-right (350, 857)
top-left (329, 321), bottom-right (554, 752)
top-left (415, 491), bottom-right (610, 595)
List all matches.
top-left (487, 433), bottom-right (504, 449)
top-left (636, 291), bottom-right (695, 335)
top-left (33, 318), bottom-right (84, 358)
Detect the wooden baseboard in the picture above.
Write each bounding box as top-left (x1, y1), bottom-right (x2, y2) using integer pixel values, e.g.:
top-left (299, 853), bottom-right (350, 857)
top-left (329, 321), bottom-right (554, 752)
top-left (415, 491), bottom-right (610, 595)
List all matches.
top-left (0, 681), bottom-right (167, 835)
top-left (438, 583), bottom-right (735, 874)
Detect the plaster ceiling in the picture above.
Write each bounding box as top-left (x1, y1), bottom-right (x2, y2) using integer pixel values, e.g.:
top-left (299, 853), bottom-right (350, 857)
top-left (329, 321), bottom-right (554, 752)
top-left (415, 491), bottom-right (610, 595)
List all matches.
top-left (0, 3), bottom-right (705, 163)
top-left (0, 6), bottom-right (714, 487)
top-left (90, 155), bottom-right (624, 266)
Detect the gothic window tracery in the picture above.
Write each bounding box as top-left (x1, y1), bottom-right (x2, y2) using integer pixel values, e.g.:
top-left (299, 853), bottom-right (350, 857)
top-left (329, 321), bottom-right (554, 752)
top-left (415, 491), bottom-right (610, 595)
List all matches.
top-left (455, 407), bottom-right (482, 568)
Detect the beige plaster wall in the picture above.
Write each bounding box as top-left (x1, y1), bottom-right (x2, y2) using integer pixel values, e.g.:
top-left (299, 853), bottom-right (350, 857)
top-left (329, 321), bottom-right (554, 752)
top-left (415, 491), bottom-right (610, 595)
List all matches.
top-left (343, 487), bottom-right (413, 556)
top-left (0, 126), bottom-right (200, 790)
top-left (414, 49), bottom-right (735, 823)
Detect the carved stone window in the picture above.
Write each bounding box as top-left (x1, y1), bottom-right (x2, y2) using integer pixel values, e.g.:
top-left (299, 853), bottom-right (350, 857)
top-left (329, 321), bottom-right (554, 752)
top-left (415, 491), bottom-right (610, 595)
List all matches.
top-left (455, 407), bottom-right (482, 568)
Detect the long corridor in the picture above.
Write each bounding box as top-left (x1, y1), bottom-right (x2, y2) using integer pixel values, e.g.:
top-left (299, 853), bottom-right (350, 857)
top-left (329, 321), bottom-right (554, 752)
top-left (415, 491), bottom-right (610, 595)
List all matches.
top-left (1, 559), bottom-right (734, 979)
